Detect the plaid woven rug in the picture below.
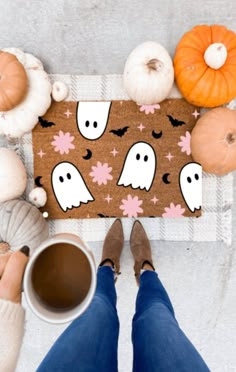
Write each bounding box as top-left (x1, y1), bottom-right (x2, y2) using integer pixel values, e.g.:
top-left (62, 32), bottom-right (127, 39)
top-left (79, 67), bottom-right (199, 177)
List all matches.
top-left (7, 74), bottom-right (234, 245)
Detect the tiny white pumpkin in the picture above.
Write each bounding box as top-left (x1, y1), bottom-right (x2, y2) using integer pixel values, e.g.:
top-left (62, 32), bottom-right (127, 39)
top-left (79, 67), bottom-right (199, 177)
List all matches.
top-left (123, 41), bottom-right (174, 105)
top-left (0, 199), bottom-right (49, 253)
top-left (29, 187), bottom-right (47, 208)
top-left (0, 48), bottom-right (52, 138)
top-left (204, 43), bottom-right (228, 70)
top-left (0, 148), bottom-right (27, 203)
top-left (52, 81), bottom-right (69, 102)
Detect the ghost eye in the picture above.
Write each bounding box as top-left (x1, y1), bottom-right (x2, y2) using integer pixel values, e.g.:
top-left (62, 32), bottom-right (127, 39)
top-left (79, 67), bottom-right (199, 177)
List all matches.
top-left (67, 173), bottom-right (71, 180)
top-left (195, 173), bottom-right (199, 180)
top-left (59, 176), bottom-right (64, 183)
top-left (93, 121), bottom-right (98, 128)
top-left (85, 120), bottom-right (90, 127)
top-left (136, 153), bottom-right (140, 160)
top-left (144, 155), bottom-right (148, 162)
top-left (187, 177), bottom-right (192, 183)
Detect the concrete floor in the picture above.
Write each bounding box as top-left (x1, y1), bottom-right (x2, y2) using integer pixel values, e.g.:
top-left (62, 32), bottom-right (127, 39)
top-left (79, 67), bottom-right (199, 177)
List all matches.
top-left (16, 235), bottom-right (236, 371)
top-left (0, 0), bottom-right (236, 370)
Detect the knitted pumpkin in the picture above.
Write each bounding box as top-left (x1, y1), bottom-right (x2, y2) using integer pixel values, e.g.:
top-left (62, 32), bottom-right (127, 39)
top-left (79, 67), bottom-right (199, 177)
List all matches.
top-left (0, 199), bottom-right (49, 253)
top-left (0, 51), bottom-right (28, 111)
top-left (191, 107), bottom-right (236, 175)
top-left (174, 25), bottom-right (236, 107)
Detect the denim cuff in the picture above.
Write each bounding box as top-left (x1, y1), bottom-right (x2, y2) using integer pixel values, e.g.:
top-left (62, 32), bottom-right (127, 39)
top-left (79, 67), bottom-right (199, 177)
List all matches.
top-left (98, 265), bottom-right (116, 280)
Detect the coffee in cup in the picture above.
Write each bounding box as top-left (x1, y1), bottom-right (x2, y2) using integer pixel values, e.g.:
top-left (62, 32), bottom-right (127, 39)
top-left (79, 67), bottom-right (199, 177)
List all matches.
top-left (23, 233), bottom-right (96, 324)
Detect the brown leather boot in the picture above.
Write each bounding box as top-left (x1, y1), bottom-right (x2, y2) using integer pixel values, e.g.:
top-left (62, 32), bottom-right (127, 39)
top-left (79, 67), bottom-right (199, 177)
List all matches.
top-left (99, 219), bottom-right (124, 275)
top-left (130, 220), bottom-right (155, 284)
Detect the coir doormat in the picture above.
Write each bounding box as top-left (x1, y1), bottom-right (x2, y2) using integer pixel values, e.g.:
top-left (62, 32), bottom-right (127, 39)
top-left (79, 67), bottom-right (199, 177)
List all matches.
top-left (32, 99), bottom-right (202, 219)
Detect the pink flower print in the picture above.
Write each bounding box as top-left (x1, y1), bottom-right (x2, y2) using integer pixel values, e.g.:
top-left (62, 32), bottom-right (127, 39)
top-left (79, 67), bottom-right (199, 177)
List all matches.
top-left (178, 131), bottom-right (191, 155)
top-left (162, 203), bottom-right (185, 217)
top-left (139, 104), bottom-right (160, 114)
top-left (120, 195), bottom-right (143, 218)
top-left (51, 130), bottom-right (75, 155)
top-left (89, 162), bottom-right (113, 185)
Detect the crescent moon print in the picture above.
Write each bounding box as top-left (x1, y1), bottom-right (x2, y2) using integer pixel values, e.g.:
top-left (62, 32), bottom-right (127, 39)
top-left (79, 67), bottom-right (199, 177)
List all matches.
top-left (83, 149), bottom-right (92, 160)
top-left (162, 173), bottom-right (171, 184)
top-left (35, 176), bottom-right (43, 187)
top-left (152, 130), bottom-right (163, 139)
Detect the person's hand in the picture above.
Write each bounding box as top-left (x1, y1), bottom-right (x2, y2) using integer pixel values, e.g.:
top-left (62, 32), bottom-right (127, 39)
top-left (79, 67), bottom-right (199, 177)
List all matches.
top-left (0, 246), bottom-right (30, 304)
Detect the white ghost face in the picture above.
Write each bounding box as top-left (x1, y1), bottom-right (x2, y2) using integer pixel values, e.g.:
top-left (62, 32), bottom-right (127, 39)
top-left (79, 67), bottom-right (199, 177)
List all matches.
top-left (117, 142), bottom-right (156, 191)
top-left (76, 101), bottom-right (111, 140)
top-left (179, 162), bottom-right (202, 213)
top-left (52, 162), bottom-right (94, 212)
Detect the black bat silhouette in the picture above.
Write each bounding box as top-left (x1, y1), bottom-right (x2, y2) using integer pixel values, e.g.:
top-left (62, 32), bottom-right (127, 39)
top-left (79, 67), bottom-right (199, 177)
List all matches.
top-left (110, 126), bottom-right (129, 137)
top-left (38, 116), bottom-right (56, 128)
top-left (152, 130), bottom-right (163, 139)
top-left (167, 115), bottom-right (185, 127)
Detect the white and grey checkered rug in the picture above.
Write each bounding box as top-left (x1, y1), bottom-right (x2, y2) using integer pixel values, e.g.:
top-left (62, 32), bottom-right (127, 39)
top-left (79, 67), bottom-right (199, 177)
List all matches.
top-left (7, 74), bottom-right (234, 245)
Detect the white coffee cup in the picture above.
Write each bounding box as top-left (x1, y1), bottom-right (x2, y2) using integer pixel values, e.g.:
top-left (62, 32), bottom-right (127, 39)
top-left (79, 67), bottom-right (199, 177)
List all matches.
top-left (23, 233), bottom-right (97, 324)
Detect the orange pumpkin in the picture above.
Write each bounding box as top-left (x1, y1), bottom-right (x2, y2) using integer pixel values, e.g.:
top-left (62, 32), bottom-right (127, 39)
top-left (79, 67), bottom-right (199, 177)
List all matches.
top-left (174, 25), bottom-right (236, 108)
top-left (191, 107), bottom-right (236, 175)
top-left (0, 51), bottom-right (28, 111)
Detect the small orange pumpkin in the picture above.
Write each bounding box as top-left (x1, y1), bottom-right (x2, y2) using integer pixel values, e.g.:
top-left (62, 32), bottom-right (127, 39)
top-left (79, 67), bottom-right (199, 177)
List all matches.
top-left (174, 25), bottom-right (236, 108)
top-left (0, 51), bottom-right (28, 111)
top-left (191, 107), bottom-right (236, 175)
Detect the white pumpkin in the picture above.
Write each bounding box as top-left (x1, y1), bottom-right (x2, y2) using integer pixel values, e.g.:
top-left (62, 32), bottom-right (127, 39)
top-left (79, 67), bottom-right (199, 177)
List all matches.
top-left (0, 148), bottom-right (27, 203)
top-left (123, 41), bottom-right (174, 105)
top-left (0, 199), bottom-right (49, 253)
top-left (52, 81), bottom-right (69, 102)
top-left (0, 48), bottom-right (52, 138)
top-left (29, 187), bottom-right (47, 208)
top-left (204, 43), bottom-right (227, 70)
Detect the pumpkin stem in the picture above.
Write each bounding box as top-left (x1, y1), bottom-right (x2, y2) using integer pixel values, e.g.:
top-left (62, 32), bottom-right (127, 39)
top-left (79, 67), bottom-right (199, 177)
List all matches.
top-left (147, 59), bottom-right (163, 72)
top-left (204, 43), bottom-right (227, 70)
top-left (226, 132), bottom-right (236, 145)
top-left (0, 242), bottom-right (10, 254)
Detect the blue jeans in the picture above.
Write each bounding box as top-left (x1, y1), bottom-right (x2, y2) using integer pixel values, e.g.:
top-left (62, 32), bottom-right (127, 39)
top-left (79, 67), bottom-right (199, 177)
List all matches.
top-left (37, 267), bottom-right (210, 372)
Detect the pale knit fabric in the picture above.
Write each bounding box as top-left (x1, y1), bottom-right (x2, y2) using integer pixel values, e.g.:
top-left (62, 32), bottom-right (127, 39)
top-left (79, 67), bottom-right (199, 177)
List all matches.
top-left (0, 299), bottom-right (25, 372)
